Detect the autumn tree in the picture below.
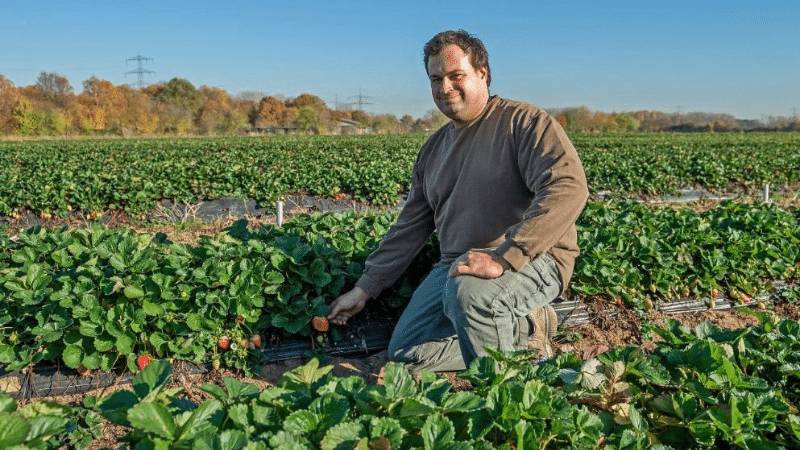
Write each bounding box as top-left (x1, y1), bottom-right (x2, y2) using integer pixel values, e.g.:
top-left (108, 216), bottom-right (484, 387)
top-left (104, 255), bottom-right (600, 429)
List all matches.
top-left (152, 78), bottom-right (203, 134)
top-left (254, 96), bottom-right (287, 127)
top-left (288, 93), bottom-right (327, 111)
top-left (35, 71), bottom-right (74, 108)
top-left (196, 86), bottom-right (246, 134)
top-left (76, 77), bottom-right (127, 132)
top-left (288, 93), bottom-right (330, 131)
top-left (0, 75), bottom-right (18, 133)
top-left (295, 106), bottom-right (321, 133)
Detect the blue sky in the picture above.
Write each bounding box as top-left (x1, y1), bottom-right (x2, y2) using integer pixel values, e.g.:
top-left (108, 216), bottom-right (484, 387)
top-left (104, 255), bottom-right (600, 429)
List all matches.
top-left (1, 0), bottom-right (798, 119)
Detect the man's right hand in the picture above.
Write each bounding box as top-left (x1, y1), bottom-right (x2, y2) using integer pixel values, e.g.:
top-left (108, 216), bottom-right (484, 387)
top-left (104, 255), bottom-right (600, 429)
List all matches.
top-left (327, 287), bottom-right (370, 326)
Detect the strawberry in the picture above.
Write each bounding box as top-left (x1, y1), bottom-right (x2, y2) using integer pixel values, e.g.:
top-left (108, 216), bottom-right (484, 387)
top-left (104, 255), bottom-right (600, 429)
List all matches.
top-left (136, 354), bottom-right (152, 371)
top-left (240, 338), bottom-right (249, 349)
top-left (218, 336), bottom-right (230, 350)
top-left (212, 357), bottom-right (221, 371)
top-left (250, 334), bottom-right (262, 349)
top-left (311, 316), bottom-right (329, 332)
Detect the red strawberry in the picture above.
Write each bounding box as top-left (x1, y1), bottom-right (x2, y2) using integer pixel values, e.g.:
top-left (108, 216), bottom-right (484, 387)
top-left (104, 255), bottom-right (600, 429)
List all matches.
top-left (311, 316), bottom-right (329, 332)
top-left (218, 336), bottom-right (230, 350)
top-left (136, 355), bottom-right (152, 371)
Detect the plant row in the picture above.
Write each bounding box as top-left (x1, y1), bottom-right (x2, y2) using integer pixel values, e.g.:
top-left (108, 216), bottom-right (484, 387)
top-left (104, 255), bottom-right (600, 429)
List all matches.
top-left (0, 201), bottom-right (798, 373)
top-left (3, 314), bottom-right (800, 449)
top-left (1, 132), bottom-right (799, 216)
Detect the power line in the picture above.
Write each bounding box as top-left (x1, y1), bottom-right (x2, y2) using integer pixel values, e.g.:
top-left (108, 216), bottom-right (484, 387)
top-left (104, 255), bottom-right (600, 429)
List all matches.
top-left (348, 88), bottom-right (373, 111)
top-left (125, 54), bottom-right (155, 89)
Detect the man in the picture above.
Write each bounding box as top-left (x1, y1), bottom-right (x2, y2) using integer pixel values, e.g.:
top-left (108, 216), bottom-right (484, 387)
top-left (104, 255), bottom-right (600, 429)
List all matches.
top-left (327, 29), bottom-right (589, 374)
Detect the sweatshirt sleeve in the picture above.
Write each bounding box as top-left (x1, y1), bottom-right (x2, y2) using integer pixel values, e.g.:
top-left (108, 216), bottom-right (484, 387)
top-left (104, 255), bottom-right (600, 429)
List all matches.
top-left (355, 146), bottom-right (436, 299)
top-left (494, 112), bottom-right (589, 271)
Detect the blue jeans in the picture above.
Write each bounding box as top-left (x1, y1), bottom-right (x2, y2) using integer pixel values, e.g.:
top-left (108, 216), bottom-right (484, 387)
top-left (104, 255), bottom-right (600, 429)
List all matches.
top-left (387, 252), bottom-right (562, 373)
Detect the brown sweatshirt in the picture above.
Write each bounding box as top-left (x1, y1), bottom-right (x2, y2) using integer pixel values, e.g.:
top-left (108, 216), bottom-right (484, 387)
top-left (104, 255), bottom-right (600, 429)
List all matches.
top-left (355, 95), bottom-right (589, 299)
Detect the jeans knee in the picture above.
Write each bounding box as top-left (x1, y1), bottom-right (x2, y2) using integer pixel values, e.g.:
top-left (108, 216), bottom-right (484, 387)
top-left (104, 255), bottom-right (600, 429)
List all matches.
top-left (443, 275), bottom-right (491, 321)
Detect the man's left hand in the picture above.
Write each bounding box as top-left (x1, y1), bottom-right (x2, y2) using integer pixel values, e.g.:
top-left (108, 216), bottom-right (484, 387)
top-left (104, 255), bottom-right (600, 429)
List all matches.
top-left (448, 250), bottom-right (511, 279)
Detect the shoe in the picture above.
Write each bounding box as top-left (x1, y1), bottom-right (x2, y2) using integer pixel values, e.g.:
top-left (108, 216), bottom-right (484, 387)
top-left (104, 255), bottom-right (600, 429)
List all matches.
top-left (527, 305), bottom-right (558, 359)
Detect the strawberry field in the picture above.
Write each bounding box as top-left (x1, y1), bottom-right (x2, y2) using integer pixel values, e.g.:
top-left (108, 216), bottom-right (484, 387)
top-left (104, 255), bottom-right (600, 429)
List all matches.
top-left (0, 133), bottom-right (798, 218)
top-left (0, 132), bottom-right (799, 448)
top-left (0, 202), bottom-right (797, 376)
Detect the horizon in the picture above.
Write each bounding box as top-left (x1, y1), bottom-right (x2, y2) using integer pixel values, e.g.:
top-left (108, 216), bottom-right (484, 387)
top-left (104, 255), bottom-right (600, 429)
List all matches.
top-left (2, 1), bottom-right (799, 121)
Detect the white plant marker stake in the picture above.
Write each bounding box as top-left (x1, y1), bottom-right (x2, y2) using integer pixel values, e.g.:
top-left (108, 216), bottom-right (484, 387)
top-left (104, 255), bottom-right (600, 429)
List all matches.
top-left (763, 184), bottom-right (770, 204)
top-left (277, 201), bottom-right (284, 227)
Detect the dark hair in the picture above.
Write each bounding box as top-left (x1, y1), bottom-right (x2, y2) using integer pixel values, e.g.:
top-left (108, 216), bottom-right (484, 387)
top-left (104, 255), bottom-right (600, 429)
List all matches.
top-left (424, 29), bottom-right (491, 87)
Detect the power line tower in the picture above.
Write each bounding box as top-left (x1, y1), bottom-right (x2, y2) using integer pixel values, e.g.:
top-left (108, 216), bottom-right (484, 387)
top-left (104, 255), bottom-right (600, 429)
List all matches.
top-left (125, 54), bottom-right (155, 89)
top-left (348, 89), bottom-right (373, 111)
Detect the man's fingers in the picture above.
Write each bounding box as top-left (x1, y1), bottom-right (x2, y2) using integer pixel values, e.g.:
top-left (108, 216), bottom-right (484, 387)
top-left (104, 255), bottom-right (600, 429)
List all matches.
top-left (327, 302), bottom-right (341, 319)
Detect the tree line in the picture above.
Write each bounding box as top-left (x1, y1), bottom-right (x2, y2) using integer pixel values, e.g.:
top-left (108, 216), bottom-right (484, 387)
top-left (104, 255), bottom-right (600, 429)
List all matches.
top-left (0, 72), bottom-right (450, 137)
top-left (0, 72), bottom-right (797, 137)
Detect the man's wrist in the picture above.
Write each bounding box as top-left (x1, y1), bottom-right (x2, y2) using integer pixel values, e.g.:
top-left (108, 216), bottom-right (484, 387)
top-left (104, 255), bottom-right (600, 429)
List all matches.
top-left (353, 286), bottom-right (371, 302)
top-left (490, 250), bottom-right (514, 271)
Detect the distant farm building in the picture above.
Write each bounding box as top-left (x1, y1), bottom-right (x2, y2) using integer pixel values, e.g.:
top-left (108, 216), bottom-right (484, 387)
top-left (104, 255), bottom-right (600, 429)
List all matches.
top-left (333, 119), bottom-right (370, 135)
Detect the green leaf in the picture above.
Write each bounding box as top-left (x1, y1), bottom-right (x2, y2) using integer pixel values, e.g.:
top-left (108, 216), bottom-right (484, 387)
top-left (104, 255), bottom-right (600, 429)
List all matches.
top-left (98, 390), bottom-right (138, 426)
top-left (284, 410), bottom-right (320, 434)
top-left (128, 402), bottom-right (176, 439)
top-left (383, 362), bottom-right (417, 400)
top-left (442, 391), bottom-right (483, 413)
top-left (124, 284), bottom-right (145, 299)
top-left (268, 430), bottom-right (313, 450)
top-left (369, 416), bottom-right (405, 449)
top-left (26, 415), bottom-right (69, 442)
top-left (115, 333), bottom-right (135, 355)
top-left (0, 413), bottom-right (29, 448)
top-left (279, 358), bottom-right (333, 389)
top-left (421, 413), bottom-right (455, 449)
top-left (218, 429), bottom-right (248, 450)
top-left (223, 377), bottom-right (260, 402)
top-left (629, 404), bottom-right (645, 431)
top-left (320, 421), bottom-right (364, 450)
top-left (176, 399), bottom-right (223, 442)
top-left (265, 270), bottom-right (285, 285)
top-left (0, 393), bottom-right (15, 414)
top-left (62, 344), bottom-right (83, 369)
top-left (132, 359), bottom-right (171, 399)
top-left (398, 397), bottom-right (437, 417)
top-left (93, 336), bottom-right (115, 352)
top-left (143, 300), bottom-right (164, 316)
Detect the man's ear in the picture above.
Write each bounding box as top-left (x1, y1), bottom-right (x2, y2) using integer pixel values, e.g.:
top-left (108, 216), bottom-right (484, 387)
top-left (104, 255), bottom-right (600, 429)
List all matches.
top-left (477, 66), bottom-right (488, 81)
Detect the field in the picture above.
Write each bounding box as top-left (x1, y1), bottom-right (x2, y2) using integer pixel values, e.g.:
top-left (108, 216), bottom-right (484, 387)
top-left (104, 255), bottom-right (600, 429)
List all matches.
top-left (1, 132), bottom-right (799, 448)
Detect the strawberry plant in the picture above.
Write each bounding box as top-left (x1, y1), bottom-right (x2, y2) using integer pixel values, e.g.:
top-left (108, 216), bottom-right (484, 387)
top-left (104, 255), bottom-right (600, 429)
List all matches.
top-left (4, 317), bottom-right (800, 448)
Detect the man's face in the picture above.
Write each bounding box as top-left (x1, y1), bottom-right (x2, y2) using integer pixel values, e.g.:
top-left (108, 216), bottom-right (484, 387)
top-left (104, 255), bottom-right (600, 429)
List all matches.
top-left (427, 44), bottom-right (489, 126)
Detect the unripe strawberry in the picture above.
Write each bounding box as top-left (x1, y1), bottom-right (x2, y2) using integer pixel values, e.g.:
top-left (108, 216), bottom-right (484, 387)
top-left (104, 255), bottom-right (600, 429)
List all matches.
top-left (212, 357), bottom-right (221, 371)
top-left (250, 334), bottom-right (262, 349)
